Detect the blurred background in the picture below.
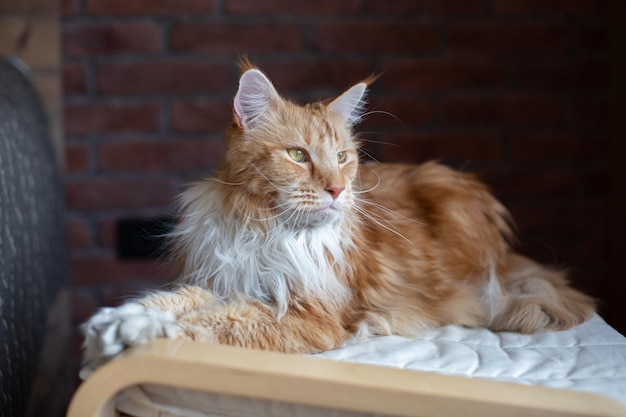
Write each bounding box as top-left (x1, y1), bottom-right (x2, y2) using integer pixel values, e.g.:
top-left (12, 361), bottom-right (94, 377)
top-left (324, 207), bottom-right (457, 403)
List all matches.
top-left (1, 0), bottom-right (624, 415)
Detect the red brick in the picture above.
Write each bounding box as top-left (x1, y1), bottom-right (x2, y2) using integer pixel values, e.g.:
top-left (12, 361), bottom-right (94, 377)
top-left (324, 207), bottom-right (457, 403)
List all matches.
top-left (577, 236), bottom-right (610, 264)
top-left (564, 96), bottom-right (608, 126)
top-left (569, 269), bottom-right (608, 302)
top-left (100, 279), bottom-right (169, 307)
top-left (71, 255), bottom-right (165, 284)
top-left (86, 0), bottom-right (217, 16)
top-left (66, 144), bottom-right (90, 172)
top-left (66, 217), bottom-right (92, 248)
top-left (477, 167), bottom-right (578, 199)
top-left (357, 139), bottom-right (380, 164)
top-left (377, 130), bottom-right (502, 163)
top-left (57, 0), bottom-right (613, 333)
top-left (72, 333), bottom-right (84, 362)
top-left (581, 166), bottom-right (610, 196)
top-left (64, 103), bottom-right (159, 135)
top-left (495, 0), bottom-right (608, 17)
top-left (99, 138), bottom-right (226, 171)
top-left (61, 0), bottom-right (77, 18)
top-left (310, 22), bottom-right (439, 54)
top-left (366, 0), bottom-right (489, 15)
top-left (97, 61), bottom-right (233, 95)
top-left (71, 288), bottom-right (98, 323)
top-left (509, 201), bottom-right (607, 235)
top-left (448, 22), bottom-right (569, 54)
top-left (66, 177), bottom-right (178, 211)
top-left (224, 0), bottom-right (361, 15)
top-left (360, 97), bottom-right (436, 129)
top-left (70, 331), bottom-right (84, 363)
top-left (257, 59), bottom-right (374, 92)
top-left (171, 100), bottom-right (232, 132)
top-left (63, 63), bottom-right (87, 95)
top-left (517, 237), bottom-right (576, 268)
top-left (514, 59), bottom-right (608, 91)
top-left (63, 22), bottom-right (161, 56)
top-left (379, 58), bottom-right (507, 91)
top-left (509, 131), bottom-right (608, 161)
top-left (441, 94), bottom-right (562, 126)
top-left (576, 24), bottom-right (609, 52)
top-left (97, 218), bottom-right (117, 247)
top-left (170, 22), bottom-right (301, 54)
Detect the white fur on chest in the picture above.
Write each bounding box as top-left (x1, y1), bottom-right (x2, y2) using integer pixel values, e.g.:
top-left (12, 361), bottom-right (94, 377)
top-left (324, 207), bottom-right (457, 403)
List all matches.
top-left (172, 183), bottom-right (352, 314)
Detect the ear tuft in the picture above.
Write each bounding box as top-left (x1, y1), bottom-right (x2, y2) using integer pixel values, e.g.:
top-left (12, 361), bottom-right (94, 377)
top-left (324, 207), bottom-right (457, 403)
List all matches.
top-left (327, 82), bottom-right (368, 126)
top-left (234, 69), bottom-right (279, 129)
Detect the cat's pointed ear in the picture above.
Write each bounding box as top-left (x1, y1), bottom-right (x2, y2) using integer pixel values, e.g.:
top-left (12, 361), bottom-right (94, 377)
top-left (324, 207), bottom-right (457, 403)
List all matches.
top-left (233, 69), bottom-right (280, 129)
top-left (327, 82), bottom-right (368, 126)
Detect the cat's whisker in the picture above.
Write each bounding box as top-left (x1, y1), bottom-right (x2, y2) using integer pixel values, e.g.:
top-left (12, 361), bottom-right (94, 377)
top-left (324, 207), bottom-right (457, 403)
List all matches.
top-left (357, 148), bottom-right (382, 164)
top-left (352, 205), bottom-right (415, 246)
top-left (352, 200), bottom-right (407, 226)
top-left (251, 164), bottom-right (292, 194)
top-left (274, 203), bottom-right (302, 221)
top-left (355, 198), bottom-right (428, 228)
top-left (256, 200), bottom-right (293, 211)
top-left (295, 209), bottom-right (310, 229)
top-left (236, 209), bottom-right (278, 223)
top-left (356, 137), bottom-right (401, 147)
top-left (284, 208), bottom-right (305, 226)
top-left (360, 110), bottom-right (404, 126)
top-left (354, 206), bottom-right (407, 226)
top-left (232, 201), bottom-right (289, 223)
top-left (353, 175), bottom-right (381, 194)
top-left (354, 167), bottom-right (382, 194)
top-left (204, 177), bottom-right (246, 186)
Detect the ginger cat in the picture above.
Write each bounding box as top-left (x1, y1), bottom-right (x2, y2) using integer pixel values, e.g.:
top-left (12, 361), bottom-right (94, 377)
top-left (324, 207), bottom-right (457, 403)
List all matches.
top-left (81, 60), bottom-right (594, 377)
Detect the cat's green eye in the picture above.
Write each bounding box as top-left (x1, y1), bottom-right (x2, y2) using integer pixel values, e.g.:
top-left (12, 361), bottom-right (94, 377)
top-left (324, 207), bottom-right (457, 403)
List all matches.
top-left (337, 151), bottom-right (347, 163)
top-left (287, 148), bottom-right (306, 162)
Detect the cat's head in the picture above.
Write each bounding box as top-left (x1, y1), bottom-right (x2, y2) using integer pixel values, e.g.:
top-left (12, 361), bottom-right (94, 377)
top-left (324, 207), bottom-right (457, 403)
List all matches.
top-left (223, 60), bottom-right (372, 229)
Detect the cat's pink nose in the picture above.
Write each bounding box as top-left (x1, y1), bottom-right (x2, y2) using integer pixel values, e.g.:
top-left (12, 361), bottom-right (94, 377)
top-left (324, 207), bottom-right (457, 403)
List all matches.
top-left (325, 185), bottom-right (345, 200)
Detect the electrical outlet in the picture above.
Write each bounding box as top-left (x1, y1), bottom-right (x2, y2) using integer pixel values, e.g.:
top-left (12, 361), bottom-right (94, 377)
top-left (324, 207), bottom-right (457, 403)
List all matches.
top-left (116, 217), bottom-right (176, 260)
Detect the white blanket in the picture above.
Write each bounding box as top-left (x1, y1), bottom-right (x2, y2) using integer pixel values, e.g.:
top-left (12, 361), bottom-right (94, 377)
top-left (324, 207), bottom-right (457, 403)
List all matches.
top-left (117, 315), bottom-right (626, 416)
top-left (316, 314), bottom-right (626, 405)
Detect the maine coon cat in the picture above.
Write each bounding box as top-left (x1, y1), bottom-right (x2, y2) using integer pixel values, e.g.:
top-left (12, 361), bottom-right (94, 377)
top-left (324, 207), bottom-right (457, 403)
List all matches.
top-left (81, 60), bottom-right (595, 377)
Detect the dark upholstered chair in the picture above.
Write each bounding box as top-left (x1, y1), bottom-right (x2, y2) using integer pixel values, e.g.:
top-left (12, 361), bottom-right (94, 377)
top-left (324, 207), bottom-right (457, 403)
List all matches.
top-left (0, 57), bottom-right (72, 417)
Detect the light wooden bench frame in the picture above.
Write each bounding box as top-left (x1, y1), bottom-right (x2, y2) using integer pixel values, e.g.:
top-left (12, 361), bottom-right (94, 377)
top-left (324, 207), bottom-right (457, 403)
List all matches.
top-left (67, 338), bottom-right (626, 417)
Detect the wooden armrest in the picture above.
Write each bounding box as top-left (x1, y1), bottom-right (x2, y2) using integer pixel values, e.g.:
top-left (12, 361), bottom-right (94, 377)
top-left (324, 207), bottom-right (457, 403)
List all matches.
top-left (67, 338), bottom-right (626, 417)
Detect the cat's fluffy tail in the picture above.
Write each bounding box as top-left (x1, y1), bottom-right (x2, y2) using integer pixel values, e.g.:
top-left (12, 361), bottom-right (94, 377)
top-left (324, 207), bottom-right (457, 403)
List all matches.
top-left (487, 253), bottom-right (595, 333)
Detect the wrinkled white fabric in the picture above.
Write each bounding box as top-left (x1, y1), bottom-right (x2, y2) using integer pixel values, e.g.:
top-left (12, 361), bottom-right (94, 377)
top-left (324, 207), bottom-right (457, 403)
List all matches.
top-left (316, 314), bottom-right (626, 405)
top-left (117, 314), bottom-right (626, 417)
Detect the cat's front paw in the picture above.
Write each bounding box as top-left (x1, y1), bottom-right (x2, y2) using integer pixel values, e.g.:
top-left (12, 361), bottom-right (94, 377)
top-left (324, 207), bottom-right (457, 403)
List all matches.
top-left (80, 303), bottom-right (179, 379)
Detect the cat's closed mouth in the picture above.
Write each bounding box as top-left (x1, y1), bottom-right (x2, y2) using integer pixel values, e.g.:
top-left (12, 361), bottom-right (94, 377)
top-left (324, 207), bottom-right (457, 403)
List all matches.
top-left (314, 203), bottom-right (339, 213)
top-left (299, 203), bottom-right (342, 227)
top-left (312, 203), bottom-right (340, 215)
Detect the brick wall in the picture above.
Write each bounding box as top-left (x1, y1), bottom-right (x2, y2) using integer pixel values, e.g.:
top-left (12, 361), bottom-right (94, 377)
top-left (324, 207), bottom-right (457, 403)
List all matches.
top-left (62, 0), bottom-right (611, 372)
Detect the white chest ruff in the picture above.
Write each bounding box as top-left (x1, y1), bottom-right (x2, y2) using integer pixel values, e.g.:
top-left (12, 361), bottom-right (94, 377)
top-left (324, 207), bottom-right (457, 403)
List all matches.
top-left (173, 186), bottom-right (352, 314)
